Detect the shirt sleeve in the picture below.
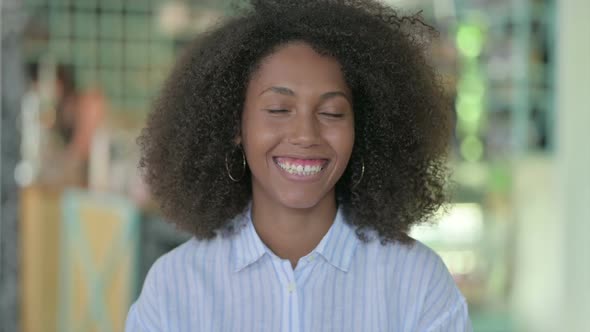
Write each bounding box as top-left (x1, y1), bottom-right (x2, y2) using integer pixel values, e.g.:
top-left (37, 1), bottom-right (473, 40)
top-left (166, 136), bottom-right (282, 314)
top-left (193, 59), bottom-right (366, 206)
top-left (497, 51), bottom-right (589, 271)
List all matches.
top-left (424, 297), bottom-right (472, 332)
top-left (125, 259), bottom-right (163, 332)
top-left (417, 254), bottom-right (473, 332)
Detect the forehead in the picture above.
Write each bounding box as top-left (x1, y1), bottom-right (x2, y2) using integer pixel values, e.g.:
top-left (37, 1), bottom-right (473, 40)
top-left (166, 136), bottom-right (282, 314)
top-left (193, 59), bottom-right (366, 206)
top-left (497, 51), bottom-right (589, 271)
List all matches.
top-left (248, 42), bottom-right (350, 94)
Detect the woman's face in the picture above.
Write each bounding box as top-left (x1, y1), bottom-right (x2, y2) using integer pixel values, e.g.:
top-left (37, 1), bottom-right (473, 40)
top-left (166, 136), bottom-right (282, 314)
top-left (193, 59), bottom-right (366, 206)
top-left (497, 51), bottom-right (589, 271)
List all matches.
top-left (240, 42), bottom-right (354, 210)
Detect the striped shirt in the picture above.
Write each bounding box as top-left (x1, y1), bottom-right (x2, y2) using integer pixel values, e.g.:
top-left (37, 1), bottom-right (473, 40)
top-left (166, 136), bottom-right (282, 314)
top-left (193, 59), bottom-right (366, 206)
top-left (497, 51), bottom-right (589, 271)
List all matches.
top-left (125, 206), bottom-right (472, 331)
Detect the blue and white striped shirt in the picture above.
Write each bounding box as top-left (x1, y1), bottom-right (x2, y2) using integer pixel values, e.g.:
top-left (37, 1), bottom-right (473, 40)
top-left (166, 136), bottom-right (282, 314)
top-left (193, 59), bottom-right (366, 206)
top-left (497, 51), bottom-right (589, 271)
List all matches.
top-left (126, 206), bottom-right (471, 331)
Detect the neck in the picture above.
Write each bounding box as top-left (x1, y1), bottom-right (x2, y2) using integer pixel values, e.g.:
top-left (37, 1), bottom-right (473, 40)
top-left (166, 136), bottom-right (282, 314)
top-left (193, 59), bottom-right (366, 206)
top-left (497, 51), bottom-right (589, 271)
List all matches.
top-left (251, 193), bottom-right (337, 269)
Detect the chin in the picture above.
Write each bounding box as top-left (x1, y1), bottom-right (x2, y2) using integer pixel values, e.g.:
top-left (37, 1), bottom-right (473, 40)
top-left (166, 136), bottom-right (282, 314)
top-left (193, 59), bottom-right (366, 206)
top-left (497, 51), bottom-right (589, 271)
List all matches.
top-left (273, 190), bottom-right (329, 210)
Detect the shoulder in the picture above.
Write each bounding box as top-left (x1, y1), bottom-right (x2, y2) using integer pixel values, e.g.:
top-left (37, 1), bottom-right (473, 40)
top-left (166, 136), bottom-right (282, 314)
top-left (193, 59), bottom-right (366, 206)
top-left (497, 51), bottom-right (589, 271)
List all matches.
top-left (361, 237), bottom-right (447, 281)
top-left (147, 235), bottom-right (229, 281)
top-left (377, 239), bottom-right (461, 298)
top-left (76, 89), bottom-right (107, 115)
top-left (390, 240), bottom-right (470, 331)
top-left (134, 234), bottom-right (232, 308)
top-left (354, 237), bottom-right (454, 299)
top-left (78, 88), bottom-right (105, 103)
top-left (359, 239), bottom-right (471, 330)
top-left (126, 235), bottom-right (232, 330)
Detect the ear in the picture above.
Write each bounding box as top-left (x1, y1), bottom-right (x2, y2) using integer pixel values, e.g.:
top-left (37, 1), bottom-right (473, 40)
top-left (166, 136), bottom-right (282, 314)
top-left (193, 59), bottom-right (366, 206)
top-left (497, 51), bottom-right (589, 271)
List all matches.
top-left (234, 135), bottom-right (242, 146)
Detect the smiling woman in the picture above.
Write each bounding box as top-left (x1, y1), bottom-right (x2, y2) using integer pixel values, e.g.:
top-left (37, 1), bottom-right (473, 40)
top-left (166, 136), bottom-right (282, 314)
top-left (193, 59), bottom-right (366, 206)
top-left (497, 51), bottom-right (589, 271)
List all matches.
top-left (240, 42), bottom-right (356, 265)
top-left (126, 0), bottom-right (471, 331)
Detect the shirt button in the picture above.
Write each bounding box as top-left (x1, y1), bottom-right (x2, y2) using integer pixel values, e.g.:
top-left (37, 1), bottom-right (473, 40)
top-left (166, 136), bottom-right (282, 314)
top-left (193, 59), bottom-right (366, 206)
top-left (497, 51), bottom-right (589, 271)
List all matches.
top-left (287, 282), bottom-right (296, 293)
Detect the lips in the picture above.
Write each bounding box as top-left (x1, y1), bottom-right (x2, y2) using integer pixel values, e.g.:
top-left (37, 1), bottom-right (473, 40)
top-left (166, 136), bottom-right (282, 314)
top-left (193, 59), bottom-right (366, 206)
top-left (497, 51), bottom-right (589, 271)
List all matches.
top-left (272, 156), bottom-right (329, 177)
top-left (273, 157), bottom-right (328, 167)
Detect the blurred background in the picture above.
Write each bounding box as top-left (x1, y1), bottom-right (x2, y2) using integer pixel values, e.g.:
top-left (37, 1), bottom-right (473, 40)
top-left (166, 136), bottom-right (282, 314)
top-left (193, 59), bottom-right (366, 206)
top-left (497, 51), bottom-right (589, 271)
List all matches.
top-left (0, 0), bottom-right (588, 331)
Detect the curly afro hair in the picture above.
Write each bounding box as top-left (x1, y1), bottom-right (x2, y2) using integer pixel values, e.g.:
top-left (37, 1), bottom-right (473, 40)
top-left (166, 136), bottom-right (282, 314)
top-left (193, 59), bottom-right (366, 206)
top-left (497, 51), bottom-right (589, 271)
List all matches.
top-left (139, 0), bottom-right (452, 244)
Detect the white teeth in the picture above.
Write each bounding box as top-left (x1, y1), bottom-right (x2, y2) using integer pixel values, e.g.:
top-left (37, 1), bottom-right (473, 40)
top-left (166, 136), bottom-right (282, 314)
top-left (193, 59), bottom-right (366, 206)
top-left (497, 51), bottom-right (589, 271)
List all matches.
top-left (277, 161), bottom-right (323, 176)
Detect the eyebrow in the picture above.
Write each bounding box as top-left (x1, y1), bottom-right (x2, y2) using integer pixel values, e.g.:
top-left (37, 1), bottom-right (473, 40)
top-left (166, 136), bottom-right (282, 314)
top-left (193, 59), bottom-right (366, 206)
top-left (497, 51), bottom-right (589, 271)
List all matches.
top-left (259, 86), bottom-right (351, 104)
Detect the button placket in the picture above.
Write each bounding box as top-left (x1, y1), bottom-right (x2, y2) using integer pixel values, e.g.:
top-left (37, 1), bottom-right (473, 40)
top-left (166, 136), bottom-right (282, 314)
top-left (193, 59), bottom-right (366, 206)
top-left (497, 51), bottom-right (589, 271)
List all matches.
top-left (272, 258), bottom-right (301, 332)
top-left (287, 281), bottom-right (296, 293)
top-left (281, 260), bottom-right (296, 293)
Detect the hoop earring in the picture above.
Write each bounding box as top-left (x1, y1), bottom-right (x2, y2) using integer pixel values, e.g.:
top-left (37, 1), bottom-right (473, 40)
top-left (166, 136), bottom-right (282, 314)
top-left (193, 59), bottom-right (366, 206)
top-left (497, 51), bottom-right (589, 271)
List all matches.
top-left (351, 159), bottom-right (365, 190)
top-left (225, 146), bottom-right (246, 182)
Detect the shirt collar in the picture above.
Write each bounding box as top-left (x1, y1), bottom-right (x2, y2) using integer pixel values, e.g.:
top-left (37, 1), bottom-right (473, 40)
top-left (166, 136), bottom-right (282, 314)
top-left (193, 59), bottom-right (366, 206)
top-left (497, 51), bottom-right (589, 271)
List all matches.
top-left (230, 204), bottom-right (360, 273)
top-left (230, 207), bottom-right (268, 272)
top-left (312, 207), bottom-right (360, 272)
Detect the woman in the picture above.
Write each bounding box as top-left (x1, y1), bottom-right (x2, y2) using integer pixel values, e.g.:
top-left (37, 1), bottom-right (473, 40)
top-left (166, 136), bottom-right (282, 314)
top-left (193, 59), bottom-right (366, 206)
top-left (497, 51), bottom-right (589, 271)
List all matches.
top-left (126, 0), bottom-right (471, 331)
top-left (26, 62), bottom-right (105, 187)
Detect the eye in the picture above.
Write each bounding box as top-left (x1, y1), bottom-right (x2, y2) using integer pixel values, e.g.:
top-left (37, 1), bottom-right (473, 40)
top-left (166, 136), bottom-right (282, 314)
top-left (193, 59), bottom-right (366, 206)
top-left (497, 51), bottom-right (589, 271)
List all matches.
top-left (266, 109), bottom-right (290, 114)
top-left (319, 112), bottom-right (345, 118)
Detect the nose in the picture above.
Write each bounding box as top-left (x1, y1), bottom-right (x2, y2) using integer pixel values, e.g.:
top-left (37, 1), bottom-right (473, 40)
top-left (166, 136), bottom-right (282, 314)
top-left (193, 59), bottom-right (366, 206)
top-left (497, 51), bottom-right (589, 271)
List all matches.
top-left (287, 111), bottom-right (321, 148)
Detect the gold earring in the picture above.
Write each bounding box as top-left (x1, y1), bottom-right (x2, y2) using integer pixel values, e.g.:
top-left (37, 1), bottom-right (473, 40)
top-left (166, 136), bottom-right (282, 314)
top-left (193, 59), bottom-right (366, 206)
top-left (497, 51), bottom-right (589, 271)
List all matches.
top-left (351, 159), bottom-right (365, 189)
top-left (225, 146), bottom-right (246, 182)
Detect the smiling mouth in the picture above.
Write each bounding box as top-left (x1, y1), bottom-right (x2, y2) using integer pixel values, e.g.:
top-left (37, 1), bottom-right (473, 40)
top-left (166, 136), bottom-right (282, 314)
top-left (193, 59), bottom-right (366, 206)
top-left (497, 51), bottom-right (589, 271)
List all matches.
top-left (273, 157), bottom-right (329, 177)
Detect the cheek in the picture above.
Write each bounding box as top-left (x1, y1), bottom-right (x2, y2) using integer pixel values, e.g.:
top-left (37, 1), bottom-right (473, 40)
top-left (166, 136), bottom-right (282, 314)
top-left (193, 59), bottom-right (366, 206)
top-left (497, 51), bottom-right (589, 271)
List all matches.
top-left (326, 125), bottom-right (355, 160)
top-left (242, 116), bottom-right (278, 160)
